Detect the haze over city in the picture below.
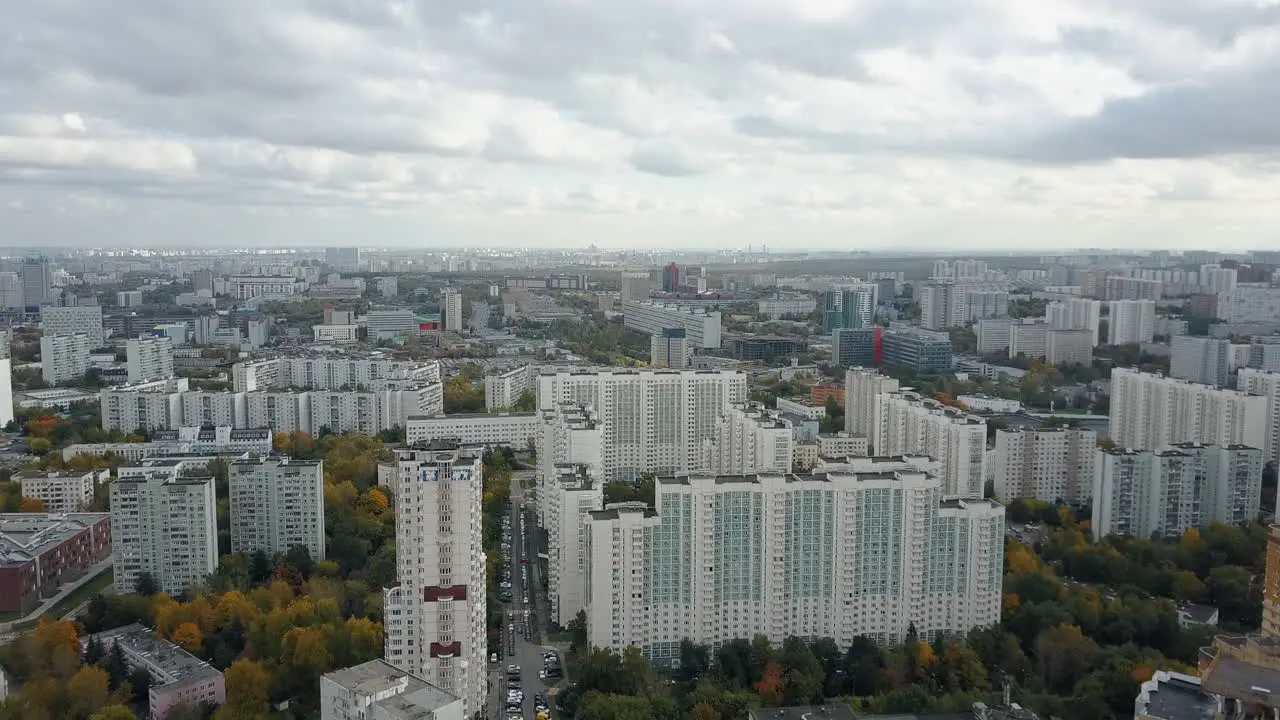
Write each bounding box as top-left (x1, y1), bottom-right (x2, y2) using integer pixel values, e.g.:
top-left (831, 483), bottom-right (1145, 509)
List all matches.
top-left (5, 1), bottom-right (1280, 250)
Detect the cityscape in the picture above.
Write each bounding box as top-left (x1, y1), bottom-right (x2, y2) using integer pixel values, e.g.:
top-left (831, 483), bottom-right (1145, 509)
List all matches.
top-left (0, 248), bottom-right (1275, 720)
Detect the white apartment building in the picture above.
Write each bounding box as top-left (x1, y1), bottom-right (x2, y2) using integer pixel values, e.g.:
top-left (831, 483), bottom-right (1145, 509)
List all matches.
top-left (874, 392), bottom-right (988, 498)
top-left (379, 446), bottom-right (487, 717)
top-left (1046, 328), bottom-right (1094, 366)
top-left (1093, 444), bottom-right (1264, 539)
top-left (40, 332), bottom-right (91, 385)
top-left (320, 660), bottom-right (464, 720)
top-left (535, 369), bottom-right (747, 481)
top-left (699, 403), bottom-right (794, 475)
top-left (992, 427), bottom-right (1096, 506)
top-left (151, 427), bottom-right (274, 455)
top-left (0, 331), bottom-right (12, 429)
top-left (621, 301), bottom-right (722, 349)
top-left (545, 464), bottom-right (604, 628)
top-left (232, 357), bottom-right (441, 392)
top-left (1047, 298), bottom-right (1102, 345)
top-left (1237, 369), bottom-right (1280, 465)
top-left (1108, 300), bottom-right (1156, 344)
top-left (228, 456), bottom-right (326, 562)
top-left (406, 413), bottom-right (539, 448)
top-left (1109, 369), bottom-right (1267, 451)
top-left (536, 404), bottom-right (605, 526)
top-left (620, 271), bottom-right (651, 303)
top-left (227, 275), bottom-right (304, 299)
top-left (758, 296), bottom-right (817, 320)
top-left (126, 336), bottom-right (175, 383)
top-left (818, 432), bottom-right (869, 458)
top-left (111, 459), bottom-right (218, 596)
top-left (313, 325), bottom-right (359, 343)
top-left (484, 365), bottom-right (535, 410)
top-left (442, 289), bottom-right (463, 333)
top-left (40, 305), bottom-right (104, 348)
top-left (776, 396), bottom-right (826, 421)
top-left (99, 378), bottom-right (190, 433)
top-left (845, 368), bottom-right (899, 440)
top-left (1218, 287), bottom-right (1280, 323)
top-left (364, 309), bottom-right (421, 340)
top-left (650, 328), bottom-right (692, 369)
top-left (1200, 265), bottom-right (1238, 294)
top-left (17, 469), bottom-right (106, 513)
top-left (584, 466), bottom-right (1004, 663)
top-left (919, 283), bottom-right (1009, 330)
top-left (976, 318), bottom-right (1012, 354)
top-left (1009, 319), bottom-right (1049, 360)
top-left (1171, 336), bottom-right (1231, 387)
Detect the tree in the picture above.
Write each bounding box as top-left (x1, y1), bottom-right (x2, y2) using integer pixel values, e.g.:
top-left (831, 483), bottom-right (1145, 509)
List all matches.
top-left (66, 666), bottom-right (110, 719)
top-left (135, 572), bottom-right (159, 596)
top-left (223, 659), bottom-right (270, 713)
top-left (282, 545), bottom-right (316, 580)
top-left (89, 707), bottom-right (136, 720)
top-left (19, 497), bottom-right (47, 513)
top-left (171, 622), bottom-right (204, 654)
top-left (1035, 625), bottom-right (1100, 694)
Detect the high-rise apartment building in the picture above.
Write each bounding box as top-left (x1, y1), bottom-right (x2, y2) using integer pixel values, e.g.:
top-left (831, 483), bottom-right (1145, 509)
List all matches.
top-left (0, 331), bottom-right (12, 428)
top-left (1093, 444), bottom-right (1264, 539)
top-left (379, 445), bottom-right (487, 717)
top-left (40, 332), bottom-right (90, 385)
top-left (190, 269), bottom-right (214, 294)
top-left (1046, 298), bottom-right (1101, 345)
top-left (21, 259), bottom-right (52, 307)
top-left (650, 328), bottom-right (692, 369)
top-left (919, 282), bottom-right (1008, 329)
top-left (545, 464), bottom-right (604, 628)
top-left (111, 459), bottom-right (219, 596)
top-left (233, 357), bottom-right (440, 393)
top-left (1045, 328), bottom-right (1094, 366)
top-left (16, 469), bottom-right (104, 513)
top-left (1009, 319), bottom-right (1049, 360)
top-left (126, 336), bottom-right (175, 383)
top-left (1200, 264), bottom-right (1239, 294)
top-left (699, 403), bottom-right (794, 475)
top-left (622, 301), bottom-right (721, 348)
top-left (0, 272), bottom-right (23, 308)
top-left (844, 368), bottom-right (899, 440)
top-left (484, 365), bottom-right (536, 410)
top-left (442, 289), bottom-right (463, 333)
top-left (620, 271), bottom-right (651, 303)
top-left (1249, 337), bottom-right (1280, 373)
top-left (535, 369), bottom-right (747, 481)
top-left (324, 247), bottom-right (362, 272)
top-left (874, 391), bottom-right (987, 498)
top-left (1110, 369), bottom-right (1267, 450)
top-left (975, 318), bottom-right (1012, 355)
top-left (40, 304), bottom-right (104, 348)
top-left (585, 464), bottom-right (1004, 661)
top-left (228, 456), bottom-right (326, 562)
top-left (1171, 336), bottom-right (1232, 387)
top-left (1107, 300), bottom-right (1156, 344)
top-left (536, 404), bottom-right (605, 526)
top-left (822, 287), bottom-right (874, 332)
top-left (992, 427), bottom-right (1096, 506)
top-left (1237, 368), bottom-right (1280, 465)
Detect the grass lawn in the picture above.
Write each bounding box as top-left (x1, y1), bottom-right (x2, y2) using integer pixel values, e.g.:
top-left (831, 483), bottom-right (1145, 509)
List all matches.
top-left (48, 568), bottom-right (114, 619)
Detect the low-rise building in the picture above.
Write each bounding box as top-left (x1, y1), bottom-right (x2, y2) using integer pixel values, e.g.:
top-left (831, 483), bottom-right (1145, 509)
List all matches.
top-left (320, 659), bottom-right (464, 720)
top-left (17, 469), bottom-right (107, 513)
top-left (0, 513), bottom-right (111, 612)
top-left (88, 624), bottom-right (226, 720)
top-left (406, 413), bottom-right (539, 448)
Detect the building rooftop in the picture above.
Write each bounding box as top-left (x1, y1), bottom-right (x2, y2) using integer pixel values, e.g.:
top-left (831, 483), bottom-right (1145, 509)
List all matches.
top-left (90, 624), bottom-right (222, 688)
top-left (1136, 671), bottom-right (1217, 720)
top-left (324, 659), bottom-right (459, 718)
top-left (590, 503), bottom-right (658, 520)
top-left (229, 455), bottom-right (322, 468)
top-left (749, 705), bottom-right (858, 720)
top-left (407, 412), bottom-right (537, 421)
top-left (0, 513), bottom-right (109, 568)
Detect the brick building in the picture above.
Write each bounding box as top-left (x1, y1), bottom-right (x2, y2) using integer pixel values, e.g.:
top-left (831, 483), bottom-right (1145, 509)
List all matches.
top-left (0, 513), bottom-right (111, 612)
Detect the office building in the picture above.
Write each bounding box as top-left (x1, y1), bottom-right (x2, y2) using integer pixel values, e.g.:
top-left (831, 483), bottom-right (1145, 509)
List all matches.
top-left (442, 289), bottom-right (463, 333)
top-left (1045, 328), bottom-right (1094, 366)
top-left (1093, 444), bottom-right (1264, 539)
top-left (650, 328), bottom-right (692, 368)
top-left (227, 275), bottom-right (304, 299)
top-left (879, 327), bottom-right (953, 374)
top-left (126, 336), bottom-right (175, 383)
top-left (844, 368), bottom-right (899, 440)
top-left (662, 263), bottom-right (681, 292)
top-left (232, 356), bottom-right (440, 392)
top-left (832, 327), bottom-right (881, 367)
top-left (406, 413), bottom-right (539, 448)
top-left (111, 459), bottom-right (218, 596)
top-left (88, 624), bottom-right (226, 720)
top-left (975, 318), bottom-right (1011, 355)
top-left (699, 403), bottom-right (794, 475)
top-left (325, 247), bottom-right (362, 272)
top-left (535, 369), bottom-right (747, 481)
top-left (723, 335), bottom-right (805, 361)
top-left (620, 271), bottom-right (651, 303)
top-left (0, 332), bottom-right (12, 428)
top-left (17, 469), bottom-right (106, 513)
top-left (1108, 300), bottom-right (1156, 344)
top-left (21, 259), bottom-right (52, 307)
top-left (992, 427), bottom-right (1096, 506)
top-left (545, 464), bottom-right (604, 628)
top-left (822, 287), bottom-right (875, 332)
top-left (584, 465), bottom-right (1004, 661)
top-left (320, 660), bottom-right (464, 720)
top-left (40, 304), bottom-right (104, 348)
top-left (228, 456), bottom-right (326, 562)
top-left (622, 301), bottom-right (721, 349)
top-left (40, 332), bottom-right (90, 385)
top-left (484, 365), bottom-right (535, 410)
top-left (0, 513), bottom-right (111, 613)
top-left (1008, 319), bottom-right (1048, 360)
top-left (874, 391), bottom-right (988, 498)
top-left (1110, 369), bottom-right (1267, 451)
top-left (1047, 298), bottom-right (1102, 345)
top-left (379, 445), bottom-right (487, 717)
top-left (1171, 336), bottom-right (1232, 387)
top-left (1237, 369), bottom-right (1280, 465)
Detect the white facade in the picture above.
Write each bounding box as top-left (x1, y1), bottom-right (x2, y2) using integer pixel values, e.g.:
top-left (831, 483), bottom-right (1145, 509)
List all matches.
top-left (40, 333), bottom-right (91, 385)
top-left (0, 333), bottom-right (13, 428)
top-left (1046, 298), bottom-right (1101, 345)
top-left (1218, 287), bottom-right (1280, 323)
top-left (1093, 444), bottom-right (1264, 539)
top-left (1171, 336), bottom-right (1231, 387)
top-left (442, 289), bottom-right (463, 333)
top-left (844, 368), bottom-right (899, 440)
top-left (621, 301), bottom-right (722, 349)
top-left (40, 305), bottom-right (104, 348)
top-left (699, 403), bottom-right (794, 475)
top-left (585, 468), bottom-right (1004, 662)
top-left (227, 275), bottom-right (303, 299)
top-left (18, 469), bottom-right (104, 513)
top-left (874, 392), bottom-right (988, 498)
top-left (126, 337), bottom-right (175, 384)
top-left (484, 365), bottom-right (535, 410)
top-left (313, 325), bottom-right (359, 343)
top-left (406, 413), bottom-right (539, 448)
top-left (776, 396), bottom-right (826, 420)
top-left (1200, 265), bottom-right (1238, 294)
top-left (232, 357), bottom-right (441, 392)
top-left (1236, 369), bottom-right (1280, 465)
top-left (992, 427), bottom-right (1096, 506)
top-left (758, 296), bottom-right (817, 320)
top-left (111, 459), bottom-right (219, 596)
top-left (1045, 328), bottom-right (1094, 366)
top-left (818, 432), bottom-right (869, 458)
top-left (1108, 300), bottom-right (1156, 344)
top-left (380, 447), bottom-right (487, 718)
top-left (1109, 369), bottom-right (1267, 451)
top-left (545, 464), bottom-right (604, 628)
top-left (919, 283), bottom-right (1009, 329)
top-left (228, 456), bottom-right (326, 562)
top-left (536, 404), bottom-right (605, 529)
top-left (535, 369), bottom-right (747, 481)
top-left (320, 660), bottom-right (463, 720)
top-left (1008, 319), bottom-right (1048, 360)
top-left (975, 318), bottom-right (1012, 354)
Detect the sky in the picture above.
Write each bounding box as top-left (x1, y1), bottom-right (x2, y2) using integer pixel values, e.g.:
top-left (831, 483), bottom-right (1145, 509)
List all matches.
top-left (3, 0), bottom-right (1280, 251)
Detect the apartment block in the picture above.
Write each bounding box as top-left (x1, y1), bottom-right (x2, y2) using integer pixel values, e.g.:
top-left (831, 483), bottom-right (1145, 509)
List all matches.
top-left (17, 469), bottom-right (107, 513)
top-left (40, 304), bottom-right (104, 348)
top-left (406, 413), bottom-right (539, 448)
top-left (1237, 368), bottom-right (1280, 465)
top-left (1045, 328), bottom-right (1094, 366)
top-left (620, 271), bottom-right (651, 303)
top-left (0, 513), bottom-right (111, 613)
top-left (1008, 319), bottom-right (1048, 360)
top-left (88, 624), bottom-right (226, 720)
top-left (1218, 287), bottom-right (1280, 323)
top-left (874, 391), bottom-right (988, 498)
top-left (992, 427), bottom-right (1096, 506)
top-left (1047, 298), bottom-right (1101, 345)
top-left (545, 464), bottom-right (604, 628)
top-left (484, 365), bottom-right (535, 410)
top-left (650, 328), bottom-right (692, 369)
top-left (111, 459), bottom-right (218, 596)
top-left (699, 403), bottom-right (794, 475)
top-left (1109, 369), bottom-right (1267, 451)
top-left (40, 332), bottom-right (90, 385)
top-left (320, 660), bottom-right (463, 720)
top-left (442, 289), bottom-right (463, 333)
top-left (585, 465), bottom-right (1004, 663)
top-left (126, 336), bottom-right (175, 383)
top-left (1171, 336), bottom-right (1232, 387)
top-left (622, 301), bottom-right (722, 348)
top-left (232, 356), bottom-right (440, 392)
top-left (379, 445), bottom-right (487, 717)
top-left (1092, 444), bottom-right (1264, 539)
top-left (822, 287), bottom-right (875, 332)
top-left (975, 318), bottom-right (1012, 354)
top-left (227, 275), bottom-right (303, 299)
top-left (1108, 300), bottom-right (1156, 344)
top-left (63, 428), bottom-right (271, 464)
top-left (845, 368), bottom-right (899, 440)
top-left (228, 456), bottom-right (326, 561)
top-left (535, 369), bottom-right (747, 481)
top-left (919, 282), bottom-right (1008, 329)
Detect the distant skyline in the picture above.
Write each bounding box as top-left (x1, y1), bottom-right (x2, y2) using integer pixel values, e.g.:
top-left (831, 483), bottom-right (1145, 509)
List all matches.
top-left (4, 2), bottom-right (1280, 250)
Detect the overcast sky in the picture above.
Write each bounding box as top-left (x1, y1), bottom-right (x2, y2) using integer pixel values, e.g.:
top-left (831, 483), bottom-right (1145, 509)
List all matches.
top-left (3, 0), bottom-right (1280, 251)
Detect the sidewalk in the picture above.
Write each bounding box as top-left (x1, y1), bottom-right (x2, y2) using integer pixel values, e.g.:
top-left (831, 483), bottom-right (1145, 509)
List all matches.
top-left (0, 556), bottom-right (114, 633)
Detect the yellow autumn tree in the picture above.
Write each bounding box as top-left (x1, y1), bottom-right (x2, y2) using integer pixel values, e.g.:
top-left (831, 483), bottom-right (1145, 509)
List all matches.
top-left (171, 622), bottom-right (204, 653)
top-left (67, 665), bottom-right (111, 719)
top-left (223, 658), bottom-right (271, 713)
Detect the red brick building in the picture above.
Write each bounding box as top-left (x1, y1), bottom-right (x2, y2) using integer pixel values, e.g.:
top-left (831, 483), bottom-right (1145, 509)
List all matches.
top-left (0, 513), bottom-right (111, 613)
top-left (810, 384), bottom-right (845, 408)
